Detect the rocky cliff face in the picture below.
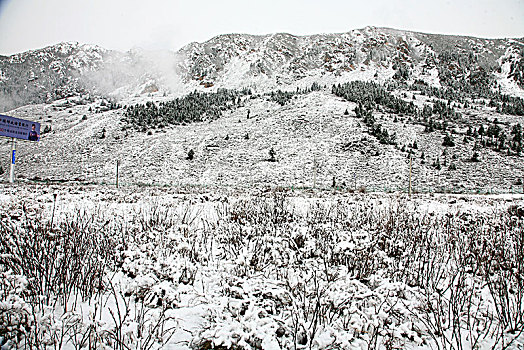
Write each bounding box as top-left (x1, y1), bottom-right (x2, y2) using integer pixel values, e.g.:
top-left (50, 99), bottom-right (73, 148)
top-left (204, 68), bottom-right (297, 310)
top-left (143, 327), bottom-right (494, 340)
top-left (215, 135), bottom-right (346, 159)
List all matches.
top-left (176, 27), bottom-right (524, 92)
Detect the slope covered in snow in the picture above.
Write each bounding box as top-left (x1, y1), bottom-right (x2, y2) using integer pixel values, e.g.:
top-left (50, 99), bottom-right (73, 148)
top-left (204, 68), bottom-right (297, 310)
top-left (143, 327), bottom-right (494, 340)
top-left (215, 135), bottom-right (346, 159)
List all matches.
top-left (3, 87), bottom-right (524, 194)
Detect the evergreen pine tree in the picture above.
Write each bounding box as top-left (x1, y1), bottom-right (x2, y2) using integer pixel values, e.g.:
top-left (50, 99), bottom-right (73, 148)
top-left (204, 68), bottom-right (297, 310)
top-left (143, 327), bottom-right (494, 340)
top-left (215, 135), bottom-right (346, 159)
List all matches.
top-left (434, 158), bottom-right (441, 170)
top-left (442, 134), bottom-right (455, 147)
top-left (498, 132), bottom-right (506, 150)
top-left (187, 149), bottom-right (195, 160)
top-left (269, 148), bottom-right (276, 162)
top-left (478, 125), bottom-right (485, 137)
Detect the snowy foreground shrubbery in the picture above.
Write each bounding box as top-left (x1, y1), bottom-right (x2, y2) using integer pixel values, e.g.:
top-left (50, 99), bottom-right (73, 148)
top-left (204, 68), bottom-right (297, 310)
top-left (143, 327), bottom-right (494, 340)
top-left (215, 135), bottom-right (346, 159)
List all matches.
top-left (0, 188), bottom-right (523, 349)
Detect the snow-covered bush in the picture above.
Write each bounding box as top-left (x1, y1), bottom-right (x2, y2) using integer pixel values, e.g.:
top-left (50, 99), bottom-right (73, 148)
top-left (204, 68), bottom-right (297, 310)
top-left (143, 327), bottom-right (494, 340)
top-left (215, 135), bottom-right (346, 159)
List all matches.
top-left (1, 187), bottom-right (523, 349)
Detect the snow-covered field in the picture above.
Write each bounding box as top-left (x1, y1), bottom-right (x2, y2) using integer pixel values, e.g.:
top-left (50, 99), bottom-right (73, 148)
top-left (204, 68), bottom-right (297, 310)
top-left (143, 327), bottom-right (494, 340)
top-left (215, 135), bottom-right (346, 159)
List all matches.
top-left (1, 184), bottom-right (523, 349)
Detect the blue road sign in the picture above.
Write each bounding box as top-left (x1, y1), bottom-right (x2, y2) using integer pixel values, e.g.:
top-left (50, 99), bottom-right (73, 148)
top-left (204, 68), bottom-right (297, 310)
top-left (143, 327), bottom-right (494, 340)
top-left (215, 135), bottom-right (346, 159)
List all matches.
top-left (0, 114), bottom-right (40, 141)
top-left (12, 150), bottom-right (15, 164)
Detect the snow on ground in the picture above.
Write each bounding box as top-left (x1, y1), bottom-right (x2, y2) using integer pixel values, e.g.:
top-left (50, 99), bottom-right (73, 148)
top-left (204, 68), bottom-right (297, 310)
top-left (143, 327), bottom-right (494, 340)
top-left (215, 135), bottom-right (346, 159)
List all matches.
top-left (1, 183), bottom-right (524, 349)
top-left (495, 74), bottom-right (524, 99)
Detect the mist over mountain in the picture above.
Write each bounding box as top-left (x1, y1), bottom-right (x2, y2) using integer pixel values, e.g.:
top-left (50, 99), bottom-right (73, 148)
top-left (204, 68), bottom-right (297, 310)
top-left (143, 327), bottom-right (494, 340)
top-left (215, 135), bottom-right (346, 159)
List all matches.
top-left (0, 42), bottom-right (182, 112)
top-left (1, 26), bottom-right (523, 112)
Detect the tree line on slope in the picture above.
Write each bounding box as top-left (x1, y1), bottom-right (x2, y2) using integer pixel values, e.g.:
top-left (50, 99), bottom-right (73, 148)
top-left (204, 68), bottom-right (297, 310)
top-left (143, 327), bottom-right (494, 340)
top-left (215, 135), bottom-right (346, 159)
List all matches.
top-left (332, 81), bottom-right (417, 116)
top-left (268, 82), bottom-right (323, 106)
top-left (333, 80), bottom-right (524, 161)
top-left (122, 83), bottom-right (324, 131)
top-left (332, 81), bottom-right (416, 145)
top-left (122, 88), bottom-right (251, 131)
top-left (121, 78), bottom-right (524, 164)
top-left (407, 79), bottom-right (524, 116)
top-left (464, 121), bottom-right (524, 155)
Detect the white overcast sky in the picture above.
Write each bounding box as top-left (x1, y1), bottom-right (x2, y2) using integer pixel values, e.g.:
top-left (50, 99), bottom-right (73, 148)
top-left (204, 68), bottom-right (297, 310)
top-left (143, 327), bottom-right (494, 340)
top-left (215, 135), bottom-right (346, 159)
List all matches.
top-left (0, 0), bottom-right (523, 55)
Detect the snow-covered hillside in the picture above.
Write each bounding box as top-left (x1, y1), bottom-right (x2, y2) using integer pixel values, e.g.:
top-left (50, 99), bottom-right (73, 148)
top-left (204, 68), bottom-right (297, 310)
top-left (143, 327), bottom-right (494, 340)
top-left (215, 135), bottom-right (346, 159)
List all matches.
top-left (0, 43), bottom-right (183, 112)
top-left (3, 87), bottom-right (524, 194)
top-left (1, 27), bottom-right (524, 193)
top-left (175, 27), bottom-right (524, 93)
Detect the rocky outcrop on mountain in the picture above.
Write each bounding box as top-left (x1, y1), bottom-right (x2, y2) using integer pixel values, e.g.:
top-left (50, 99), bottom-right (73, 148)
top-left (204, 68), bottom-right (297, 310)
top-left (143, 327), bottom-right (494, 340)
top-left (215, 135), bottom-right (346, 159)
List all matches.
top-left (176, 27), bottom-right (524, 92)
top-left (0, 43), bottom-right (175, 111)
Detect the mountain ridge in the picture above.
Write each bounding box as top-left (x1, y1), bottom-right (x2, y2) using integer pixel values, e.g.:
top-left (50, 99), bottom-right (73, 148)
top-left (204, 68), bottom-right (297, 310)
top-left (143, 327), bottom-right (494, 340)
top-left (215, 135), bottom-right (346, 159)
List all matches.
top-left (1, 26), bottom-right (524, 113)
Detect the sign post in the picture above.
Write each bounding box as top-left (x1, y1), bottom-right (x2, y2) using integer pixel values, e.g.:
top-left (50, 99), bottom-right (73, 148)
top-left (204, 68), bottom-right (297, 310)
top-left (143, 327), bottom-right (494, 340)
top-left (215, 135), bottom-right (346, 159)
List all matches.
top-left (313, 155), bottom-right (316, 189)
top-left (1, 114), bottom-right (40, 183)
top-left (9, 138), bottom-right (16, 183)
top-left (409, 154), bottom-right (412, 198)
top-left (116, 160), bottom-right (120, 188)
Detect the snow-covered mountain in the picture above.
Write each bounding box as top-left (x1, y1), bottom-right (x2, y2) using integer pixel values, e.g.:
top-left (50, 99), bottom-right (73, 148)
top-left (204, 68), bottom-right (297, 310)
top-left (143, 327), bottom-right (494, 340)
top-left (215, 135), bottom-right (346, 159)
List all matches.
top-left (177, 27), bottom-right (524, 92)
top-left (1, 27), bottom-right (524, 112)
top-left (0, 42), bottom-right (181, 112)
top-left (4, 27), bottom-right (524, 350)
